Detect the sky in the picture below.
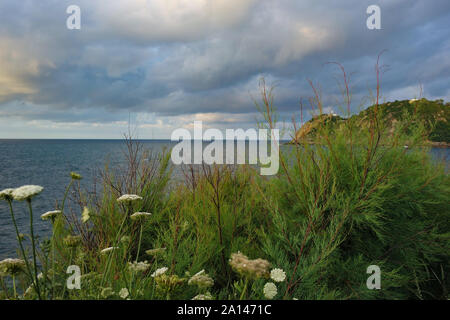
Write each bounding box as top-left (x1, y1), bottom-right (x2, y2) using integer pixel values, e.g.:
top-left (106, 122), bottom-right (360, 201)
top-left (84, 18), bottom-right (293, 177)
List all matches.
top-left (0, 0), bottom-right (449, 139)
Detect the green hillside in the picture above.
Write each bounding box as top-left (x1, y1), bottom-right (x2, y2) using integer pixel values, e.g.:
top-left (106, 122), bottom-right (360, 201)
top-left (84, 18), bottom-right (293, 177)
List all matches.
top-left (294, 98), bottom-right (449, 144)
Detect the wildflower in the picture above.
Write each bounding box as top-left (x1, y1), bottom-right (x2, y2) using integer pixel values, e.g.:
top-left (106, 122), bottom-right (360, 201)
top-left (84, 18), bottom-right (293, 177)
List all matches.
top-left (229, 252), bottom-right (270, 279)
top-left (0, 188), bottom-right (15, 201)
top-left (0, 258), bottom-right (26, 276)
top-left (119, 288), bottom-right (129, 299)
top-left (101, 287), bottom-right (115, 299)
top-left (100, 247), bottom-right (119, 255)
top-left (154, 274), bottom-right (185, 292)
top-left (145, 247), bottom-right (166, 256)
top-left (12, 185), bottom-right (43, 201)
top-left (81, 207), bottom-right (90, 223)
top-left (128, 261), bottom-right (150, 273)
top-left (270, 268), bottom-right (286, 282)
top-left (263, 282), bottom-right (277, 299)
top-left (70, 172), bottom-right (82, 180)
top-left (192, 292), bottom-right (213, 300)
top-left (188, 270), bottom-right (214, 289)
top-left (151, 267), bottom-right (168, 278)
top-left (130, 212), bottom-right (152, 222)
top-left (41, 210), bottom-right (62, 221)
top-left (63, 235), bottom-right (82, 248)
top-left (117, 194), bottom-right (142, 203)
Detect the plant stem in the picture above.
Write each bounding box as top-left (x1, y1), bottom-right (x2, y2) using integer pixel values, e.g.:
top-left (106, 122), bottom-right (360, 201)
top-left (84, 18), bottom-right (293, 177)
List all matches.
top-left (12, 275), bottom-right (17, 298)
top-left (27, 199), bottom-right (42, 299)
top-left (6, 200), bottom-right (35, 292)
top-left (240, 278), bottom-right (249, 300)
top-left (136, 224), bottom-right (144, 262)
top-left (51, 221), bottom-right (56, 299)
top-left (61, 179), bottom-right (74, 233)
top-left (100, 213), bottom-right (128, 289)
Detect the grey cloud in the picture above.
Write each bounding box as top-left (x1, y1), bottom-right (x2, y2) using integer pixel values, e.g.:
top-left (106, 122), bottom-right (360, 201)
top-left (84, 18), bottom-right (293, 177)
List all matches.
top-left (0, 0), bottom-right (448, 133)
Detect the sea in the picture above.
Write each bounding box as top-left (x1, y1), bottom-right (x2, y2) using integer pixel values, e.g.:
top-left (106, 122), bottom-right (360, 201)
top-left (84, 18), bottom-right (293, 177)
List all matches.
top-left (0, 139), bottom-right (448, 259)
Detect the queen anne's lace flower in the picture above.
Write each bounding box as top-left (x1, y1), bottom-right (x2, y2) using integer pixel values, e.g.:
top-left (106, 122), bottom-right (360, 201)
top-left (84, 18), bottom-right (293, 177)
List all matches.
top-left (0, 258), bottom-right (26, 275)
top-left (100, 247), bottom-right (119, 254)
top-left (151, 266), bottom-right (168, 278)
top-left (119, 288), bottom-right (129, 299)
top-left (263, 282), bottom-right (277, 299)
top-left (12, 185), bottom-right (43, 201)
top-left (117, 194), bottom-right (142, 203)
top-left (130, 212), bottom-right (152, 221)
top-left (128, 261), bottom-right (150, 273)
top-left (229, 252), bottom-right (270, 279)
top-left (188, 270), bottom-right (214, 289)
top-left (41, 210), bottom-right (62, 221)
top-left (82, 207), bottom-right (90, 223)
top-left (192, 292), bottom-right (213, 300)
top-left (0, 188), bottom-right (15, 201)
top-left (270, 268), bottom-right (286, 282)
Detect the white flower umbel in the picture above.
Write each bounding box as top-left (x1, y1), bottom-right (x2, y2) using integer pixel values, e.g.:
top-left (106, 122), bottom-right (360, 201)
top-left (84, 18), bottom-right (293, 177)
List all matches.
top-left (270, 268), bottom-right (286, 282)
top-left (263, 282), bottom-right (277, 299)
top-left (130, 211), bottom-right (152, 221)
top-left (41, 210), bottom-right (62, 221)
top-left (192, 292), bottom-right (213, 300)
top-left (128, 261), bottom-right (150, 273)
top-left (100, 247), bottom-right (119, 255)
top-left (0, 258), bottom-right (26, 275)
top-left (12, 185), bottom-right (43, 201)
top-left (0, 188), bottom-right (15, 201)
top-left (81, 206), bottom-right (90, 223)
top-left (119, 288), bottom-right (129, 299)
top-left (151, 267), bottom-right (168, 278)
top-left (188, 269), bottom-right (214, 289)
top-left (117, 194), bottom-right (143, 203)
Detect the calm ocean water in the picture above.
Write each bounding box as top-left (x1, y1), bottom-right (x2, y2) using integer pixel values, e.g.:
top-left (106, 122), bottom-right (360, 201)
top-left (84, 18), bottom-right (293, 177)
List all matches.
top-left (0, 139), bottom-right (448, 259)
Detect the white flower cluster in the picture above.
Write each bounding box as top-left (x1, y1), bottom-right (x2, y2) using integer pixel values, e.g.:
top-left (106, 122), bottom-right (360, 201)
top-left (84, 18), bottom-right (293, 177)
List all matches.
top-left (11, 185), bottom-right (44, 201)
top-left (82, 207), bottom-right (90, 223)
top-left (100, 247), bottom-right (119, 254)
top-left (119, 288), bottom-right (129, 299)
top-left (270, 268), bottom-right (286, 282)
top-left (0, 258), bottom-right (26, 276)
top-left (263, 282), bottom-right (277, 299)
top-left (128, 261), bottom-right (150, 273)
top-left (117, 194), bottom-right (143, 203)
top-left (192, 292), bottom-right (213, 300)
top-left (130, 212), bottom-right (152, 221)
top-left (0, 188), bottom-right (15, 201)
top-left (151, 266), bottom-right (168, 278)
top-left (1, 185), bottom-right (44, 201)
top-left (188, 269), bottom-right (214, 289)
top-left (41, 210), bottom-right (62, 221)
